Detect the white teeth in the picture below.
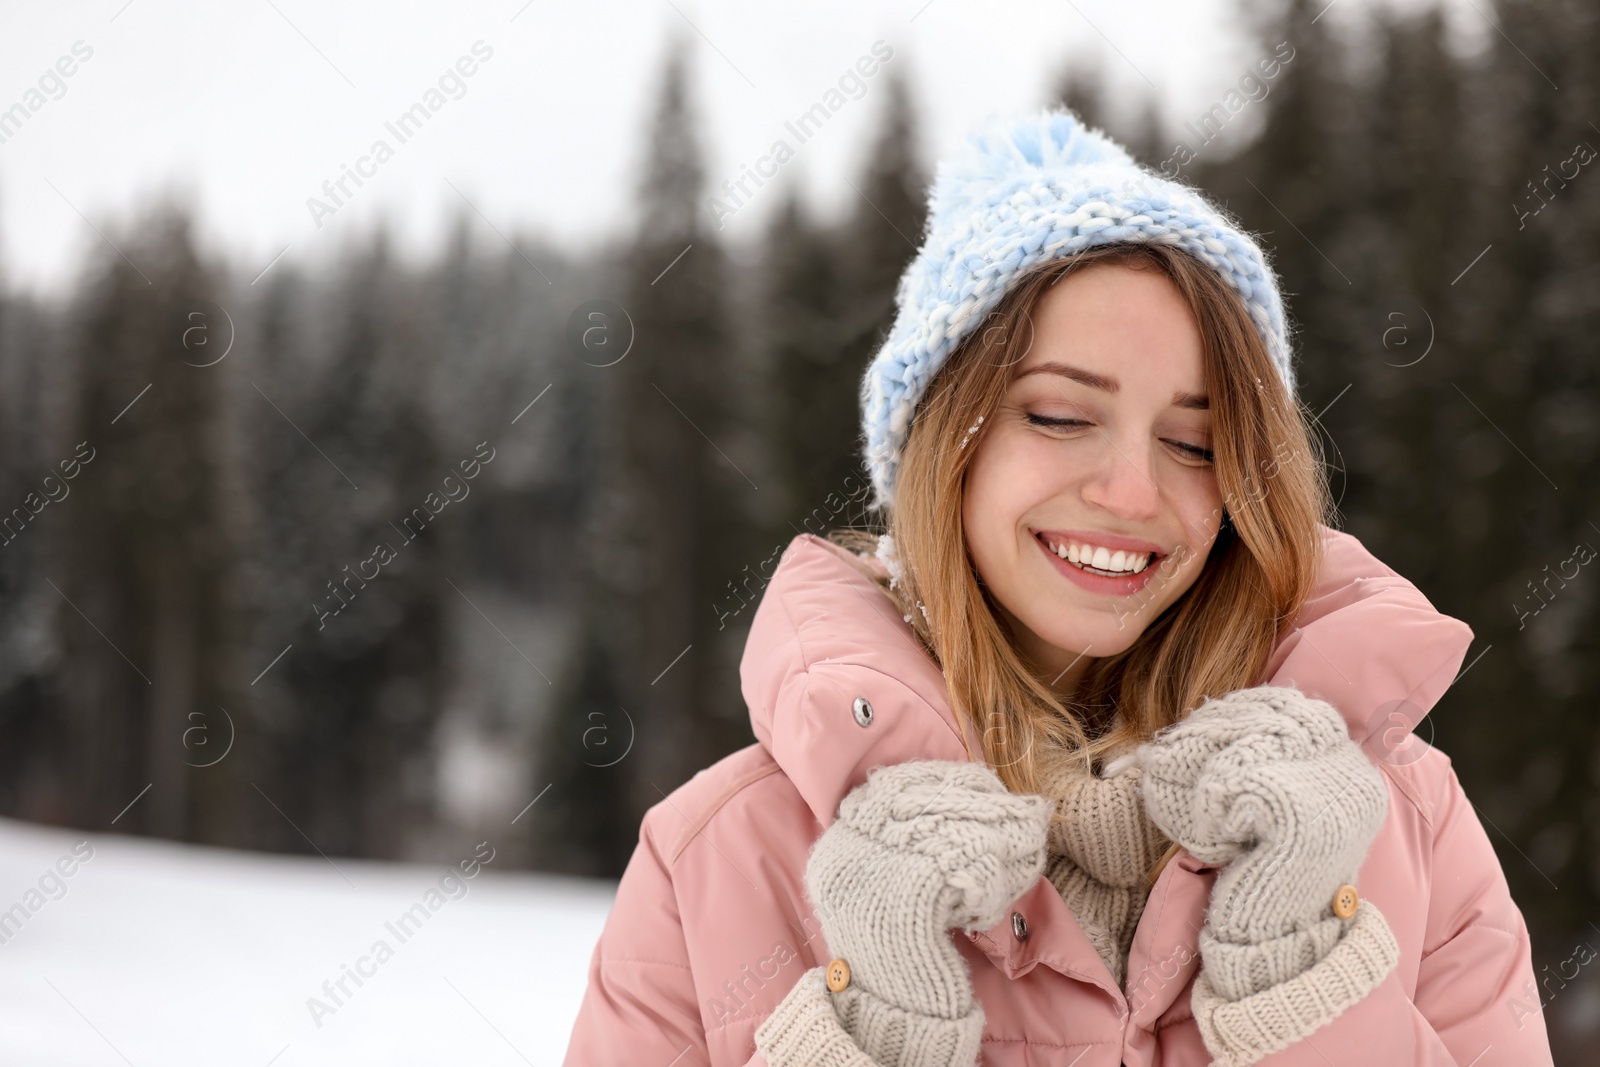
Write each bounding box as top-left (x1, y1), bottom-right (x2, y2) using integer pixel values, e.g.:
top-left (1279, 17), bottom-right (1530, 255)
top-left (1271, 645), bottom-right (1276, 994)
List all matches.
top-left (1044, 535), bottom-right (1155, 575)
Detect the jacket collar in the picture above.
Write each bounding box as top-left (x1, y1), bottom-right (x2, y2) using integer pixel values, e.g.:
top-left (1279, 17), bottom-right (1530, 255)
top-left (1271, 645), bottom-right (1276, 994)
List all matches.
top-left (1264, 528), bottom-right (1474, 758)
top-left (741, 528), bottom-right (1477, 824)
top-left (740, 534), bottom-right (981, 831)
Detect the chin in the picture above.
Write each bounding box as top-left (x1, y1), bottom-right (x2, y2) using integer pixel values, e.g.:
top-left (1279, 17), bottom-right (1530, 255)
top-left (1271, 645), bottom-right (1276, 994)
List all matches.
top-left (1033, 618), bottom-right (1142, 661)
top-left (1084, 627), bottom-right (1143, 658)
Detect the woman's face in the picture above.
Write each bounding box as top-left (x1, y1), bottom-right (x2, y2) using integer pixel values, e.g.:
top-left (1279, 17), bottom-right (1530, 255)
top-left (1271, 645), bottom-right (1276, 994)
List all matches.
top-left (961, 262), bottom-right (1224, 690)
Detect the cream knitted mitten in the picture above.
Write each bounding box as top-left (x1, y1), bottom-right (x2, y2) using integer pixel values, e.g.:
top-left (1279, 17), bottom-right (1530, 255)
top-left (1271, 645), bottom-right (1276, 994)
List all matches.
top-left (1109, 686), bottom-right (1400, 1067)
top-left (755, 760), bottom-right (1053, 1067)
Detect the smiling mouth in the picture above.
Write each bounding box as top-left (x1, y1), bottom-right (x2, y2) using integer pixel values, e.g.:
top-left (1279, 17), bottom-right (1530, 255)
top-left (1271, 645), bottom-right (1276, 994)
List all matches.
top-left (1035, 532), bottom-right (1159, 577)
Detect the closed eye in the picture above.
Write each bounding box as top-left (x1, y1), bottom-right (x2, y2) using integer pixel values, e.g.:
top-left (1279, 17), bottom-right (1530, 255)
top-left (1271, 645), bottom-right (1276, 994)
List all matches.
top-left (1163, 439), bottom-right (1214, 464)
top-left (1025, 413), bottom-right (1090, 430)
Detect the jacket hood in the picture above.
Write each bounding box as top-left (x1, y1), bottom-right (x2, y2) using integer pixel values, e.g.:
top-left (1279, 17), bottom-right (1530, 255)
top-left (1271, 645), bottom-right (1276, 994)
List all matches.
top-left (739, 529), bottom-right (1473, 829)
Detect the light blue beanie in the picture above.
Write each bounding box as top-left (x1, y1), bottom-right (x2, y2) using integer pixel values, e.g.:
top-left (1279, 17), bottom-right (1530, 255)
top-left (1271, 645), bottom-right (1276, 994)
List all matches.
top-left (859, 106), bottom-right (1295, 509)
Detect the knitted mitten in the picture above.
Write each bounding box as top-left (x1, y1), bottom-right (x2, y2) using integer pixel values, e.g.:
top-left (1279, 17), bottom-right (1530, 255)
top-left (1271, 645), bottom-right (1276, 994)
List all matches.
top-left (755, 760), bottom-right (1052, 1067)
top-left (1108, 686), bottom-right (1400, 1066)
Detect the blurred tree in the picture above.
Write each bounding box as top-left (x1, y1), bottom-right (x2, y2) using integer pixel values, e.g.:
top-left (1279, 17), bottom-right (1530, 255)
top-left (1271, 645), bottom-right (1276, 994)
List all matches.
top-left (0, 261), bottom-right (75, 823)
top-left (1445, 0), bottom-right (1600, 996)
top-left (547, 33), bottom-right (753, 875)
top-left (245, 230), bottom-right (448, 860)
top-left (1052, 55), bottom-right (1109, 133)
top-left (51, 204), bottom-right (246, 843)
top-left (755, 69), bottom-right (927, 556)
top-left (842, 70), bottom-right (928, 334)
top-left (762, 186), bottom-right (852, 527)
top-left (529, 617), bottom-right (638, 876)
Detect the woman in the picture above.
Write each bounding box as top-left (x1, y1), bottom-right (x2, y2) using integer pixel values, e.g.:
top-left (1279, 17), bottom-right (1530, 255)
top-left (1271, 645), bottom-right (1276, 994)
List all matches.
top-left (562, 109), bottom-right (1551, 1066)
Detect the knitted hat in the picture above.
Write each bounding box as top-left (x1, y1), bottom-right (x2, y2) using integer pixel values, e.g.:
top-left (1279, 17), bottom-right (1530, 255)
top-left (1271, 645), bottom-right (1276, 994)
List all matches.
top-left (859, 106), bottom-right (1295, 509)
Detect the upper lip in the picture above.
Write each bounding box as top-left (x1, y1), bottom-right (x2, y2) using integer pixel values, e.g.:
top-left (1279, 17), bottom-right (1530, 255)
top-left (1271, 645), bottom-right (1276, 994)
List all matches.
top-left (1032, 528), bottom-right (1166, 556)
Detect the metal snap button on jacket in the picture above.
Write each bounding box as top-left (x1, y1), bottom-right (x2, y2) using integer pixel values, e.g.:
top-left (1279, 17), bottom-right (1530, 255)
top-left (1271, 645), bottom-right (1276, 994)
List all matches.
top-left (851, 696), bottom-right (874, 727)
top-left (1011, 911), bottom-right (1029, 941)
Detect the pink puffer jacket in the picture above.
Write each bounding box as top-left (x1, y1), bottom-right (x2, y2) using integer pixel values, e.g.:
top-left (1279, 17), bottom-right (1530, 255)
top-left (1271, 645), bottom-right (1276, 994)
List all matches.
top-left (563, 529), bottom-right (1553, 1066)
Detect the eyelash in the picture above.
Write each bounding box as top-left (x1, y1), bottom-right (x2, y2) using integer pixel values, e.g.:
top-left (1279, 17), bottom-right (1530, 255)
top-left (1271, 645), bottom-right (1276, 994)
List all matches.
top-left (1025, 414), bottom-right (1089, 432)
top-left (1024, 413), bottom-right (1215, 464)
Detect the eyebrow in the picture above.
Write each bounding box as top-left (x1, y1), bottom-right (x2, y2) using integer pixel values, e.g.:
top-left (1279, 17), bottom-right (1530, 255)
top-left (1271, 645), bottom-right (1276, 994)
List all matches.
top-left (1014, 360), bottom-right (1209, 410)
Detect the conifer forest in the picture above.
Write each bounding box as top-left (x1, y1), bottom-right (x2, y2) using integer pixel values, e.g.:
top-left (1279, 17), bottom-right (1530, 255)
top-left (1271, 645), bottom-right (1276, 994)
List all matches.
top-left (2, 0), bottom-right (1599, 1058)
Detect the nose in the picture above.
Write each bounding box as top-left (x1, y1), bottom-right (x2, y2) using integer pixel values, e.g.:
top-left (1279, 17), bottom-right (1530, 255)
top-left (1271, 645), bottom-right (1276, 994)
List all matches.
top-left (1079, 435), bottom-right (1163, 522)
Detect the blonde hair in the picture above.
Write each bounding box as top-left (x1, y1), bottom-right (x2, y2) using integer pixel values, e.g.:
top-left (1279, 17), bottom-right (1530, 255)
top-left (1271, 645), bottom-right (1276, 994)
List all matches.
top-left (833, 244), bottom-right (1331, 879)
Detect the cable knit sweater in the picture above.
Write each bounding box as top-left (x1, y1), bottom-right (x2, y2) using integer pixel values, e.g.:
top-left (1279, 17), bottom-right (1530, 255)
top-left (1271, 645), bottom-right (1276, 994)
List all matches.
top-left (1032, 735), bottom-right (1170, 986)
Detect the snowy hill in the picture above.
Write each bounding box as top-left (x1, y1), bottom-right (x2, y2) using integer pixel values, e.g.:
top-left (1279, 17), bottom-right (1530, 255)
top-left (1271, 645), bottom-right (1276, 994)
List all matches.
top-left (0, 818), bottom-right (615, 1065)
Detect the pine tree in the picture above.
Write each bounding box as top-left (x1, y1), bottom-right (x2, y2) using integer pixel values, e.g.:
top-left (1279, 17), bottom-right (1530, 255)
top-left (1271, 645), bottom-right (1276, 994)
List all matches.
top-left (556, 34), bottom-right (751, 869)
top-left (844, 71), bottom-right (928, 322)
top-left (245, 229), bottom-right (447, 859)
top-left (762, 186), bottom-right (853, 530)
top-left (757, 68), bottom-right (930, 547)
top-left (53, 203), bottom-right (245, 842)
top-left (1052, 56), bottom-right (1109, 132)
top-left (529, 617), bottom-right (639, 875)
top-left (1444, 0), bottom-right (1600, 972)
top-left (0, 255), bottom-right (75, 823)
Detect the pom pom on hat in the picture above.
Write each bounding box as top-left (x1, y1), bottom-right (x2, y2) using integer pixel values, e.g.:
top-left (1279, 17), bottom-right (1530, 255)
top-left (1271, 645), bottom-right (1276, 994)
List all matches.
top-left (858, 107), bottom-right (1294, 510)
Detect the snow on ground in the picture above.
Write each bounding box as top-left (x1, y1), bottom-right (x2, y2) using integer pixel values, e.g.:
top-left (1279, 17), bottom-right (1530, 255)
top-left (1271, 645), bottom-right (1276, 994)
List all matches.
top-left (0, 817), bottom-right (616, 1065)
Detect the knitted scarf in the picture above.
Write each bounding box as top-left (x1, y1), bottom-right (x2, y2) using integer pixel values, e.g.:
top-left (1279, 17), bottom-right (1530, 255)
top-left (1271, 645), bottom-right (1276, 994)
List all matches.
top-left (1033, 735), bottom-right (1171, 987)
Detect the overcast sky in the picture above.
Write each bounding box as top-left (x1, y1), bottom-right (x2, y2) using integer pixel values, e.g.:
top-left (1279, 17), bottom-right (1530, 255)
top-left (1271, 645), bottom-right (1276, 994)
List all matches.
top-left (0, 0), bottom-right (1485, 295)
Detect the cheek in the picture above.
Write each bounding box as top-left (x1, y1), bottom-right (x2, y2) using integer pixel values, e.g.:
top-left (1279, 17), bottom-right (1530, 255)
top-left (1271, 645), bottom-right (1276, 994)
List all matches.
top-left (961, 448), bottom-right (1005, 572)
top-left (1173, 473), bottom-right (1225, 545)
top-left (1154, 476), bottom-right (1225, 596)
top-left (962, 431), bottom-right (1045, 562)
